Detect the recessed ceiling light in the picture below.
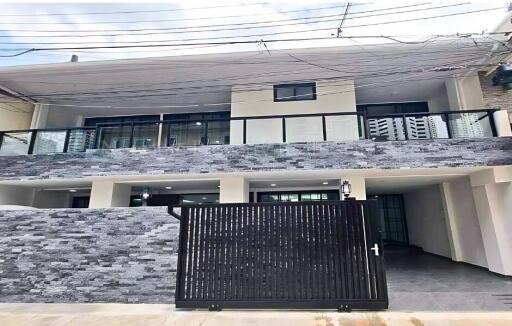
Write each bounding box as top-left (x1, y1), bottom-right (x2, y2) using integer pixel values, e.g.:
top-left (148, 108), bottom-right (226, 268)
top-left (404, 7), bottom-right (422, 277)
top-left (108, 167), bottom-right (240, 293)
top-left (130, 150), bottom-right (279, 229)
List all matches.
top-left (270, 183), bottom-right (277, 187)
top-left (69, 189), bottom-right (77, 193)
top-left (165, 186), bottom-right (172, 190)
top-left (322, 181), bottom-right (329, 185)
top-left (217, 185), bottom-right (221, 188)
top-left (202, 197), bottom-right (207, 200)
top-left (195, 121), bottom-right (202, 126)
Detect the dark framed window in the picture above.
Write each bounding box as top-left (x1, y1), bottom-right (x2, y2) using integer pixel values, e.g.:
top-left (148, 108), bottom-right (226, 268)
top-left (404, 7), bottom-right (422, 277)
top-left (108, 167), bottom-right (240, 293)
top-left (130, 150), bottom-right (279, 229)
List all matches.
top-left (357, 102), bottom-right (428, 117)
top-left (273, 83), bottom-right (317, 102)
top-left (72, 196), bottom-right (90, 208)
top-left (84, 114), bottom-right (160, 126)
top-left (257, 190), bottom-right (339, 202)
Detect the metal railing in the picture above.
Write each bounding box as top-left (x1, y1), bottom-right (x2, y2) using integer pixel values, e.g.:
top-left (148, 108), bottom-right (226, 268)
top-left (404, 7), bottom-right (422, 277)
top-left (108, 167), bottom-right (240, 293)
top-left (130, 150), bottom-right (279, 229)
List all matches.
top-left (0, 109), bottom-right (499, 156)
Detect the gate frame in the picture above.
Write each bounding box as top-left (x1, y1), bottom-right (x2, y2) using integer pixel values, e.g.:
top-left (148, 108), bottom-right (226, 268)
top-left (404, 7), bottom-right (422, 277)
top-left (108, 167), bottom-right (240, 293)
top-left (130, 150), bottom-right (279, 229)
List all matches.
top-left (169, 200), bottom-right (388, 311)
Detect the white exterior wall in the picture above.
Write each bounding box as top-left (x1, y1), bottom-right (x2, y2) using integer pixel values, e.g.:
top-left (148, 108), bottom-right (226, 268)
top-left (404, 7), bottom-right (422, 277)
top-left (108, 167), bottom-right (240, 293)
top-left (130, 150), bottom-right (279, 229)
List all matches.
top-left (0, 101), bottom-right (34, 131)
top-left (403, 184), bottom-right (452, 258)
top-left (230, 79), bottom-right (357, 144)
top-left (470, 167), bottom-right (512, 275)
top-left (440, 177), bottom-right (487, 267)
top-left (445, 75), bottom-right (485, 110)
top-left (89, 180), bottom-right (131, 208)
top-left (32, 190), bottom-right (72, 209)
top-left (219, 176), bottom-right (249, 203)
top-left (0, 185), bottom-right (35, 207)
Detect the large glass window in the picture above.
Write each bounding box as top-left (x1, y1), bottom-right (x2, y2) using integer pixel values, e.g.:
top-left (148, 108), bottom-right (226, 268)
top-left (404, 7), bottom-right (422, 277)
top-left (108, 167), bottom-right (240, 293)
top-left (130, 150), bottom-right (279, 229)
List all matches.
top-left (274, 83), bottom-right (316, 102)
top-left (258, 190), bottom-right (339, 202)
top-left (163, 112), bottom-right (230, 146)
top-left (85, 115), bottom-right (160, 149)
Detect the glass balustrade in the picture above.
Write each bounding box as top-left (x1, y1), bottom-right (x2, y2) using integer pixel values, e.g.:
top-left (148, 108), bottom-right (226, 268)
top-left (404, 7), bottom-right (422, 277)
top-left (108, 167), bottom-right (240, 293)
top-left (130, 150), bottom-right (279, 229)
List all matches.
top-left (0, 109), bottom-right (501, 156)
top-left (32, 130), bottom-right (67, 154)
top-left (0, 131), bottom-right (32, 156)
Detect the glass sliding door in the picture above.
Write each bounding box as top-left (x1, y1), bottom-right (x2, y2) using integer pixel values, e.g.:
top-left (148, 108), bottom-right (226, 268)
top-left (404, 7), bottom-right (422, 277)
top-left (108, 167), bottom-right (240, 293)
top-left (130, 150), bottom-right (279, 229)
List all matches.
top-left (163, 112), bottom-right (230, 146)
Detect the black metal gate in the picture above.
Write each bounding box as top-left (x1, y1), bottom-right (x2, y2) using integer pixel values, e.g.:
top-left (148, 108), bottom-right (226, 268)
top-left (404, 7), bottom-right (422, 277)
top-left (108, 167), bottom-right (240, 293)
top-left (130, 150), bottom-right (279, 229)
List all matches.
top-left (170, 200), bottom-right (388, 310)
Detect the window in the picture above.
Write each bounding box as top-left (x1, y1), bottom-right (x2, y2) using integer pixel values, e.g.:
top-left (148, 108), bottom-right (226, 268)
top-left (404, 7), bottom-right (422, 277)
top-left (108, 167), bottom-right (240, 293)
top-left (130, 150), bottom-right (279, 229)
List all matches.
top-left (274, 83), bottom-right (316, 102)
top-left (258, 190), bottom-right (339, 202)
top-left (163, 112), bottom-right (230, 146)
top-left (356, 102), bottom-right (428, 117)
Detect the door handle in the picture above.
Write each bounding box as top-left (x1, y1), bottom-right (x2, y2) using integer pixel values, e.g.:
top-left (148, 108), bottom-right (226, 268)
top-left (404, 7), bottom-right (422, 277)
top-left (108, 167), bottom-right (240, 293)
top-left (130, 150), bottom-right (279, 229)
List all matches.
top-left (371, 244), bottom-right (380, 256)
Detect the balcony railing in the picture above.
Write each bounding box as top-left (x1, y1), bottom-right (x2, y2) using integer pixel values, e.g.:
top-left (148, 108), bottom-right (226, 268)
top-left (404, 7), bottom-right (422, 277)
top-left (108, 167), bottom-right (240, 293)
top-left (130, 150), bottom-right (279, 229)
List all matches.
top-left (0, 109), bottom-right (499, 156)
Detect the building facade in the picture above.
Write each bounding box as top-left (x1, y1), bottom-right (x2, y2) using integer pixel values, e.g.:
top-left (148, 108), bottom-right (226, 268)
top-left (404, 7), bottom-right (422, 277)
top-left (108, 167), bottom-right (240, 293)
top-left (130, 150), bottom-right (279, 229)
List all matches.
top-left (0, 40), bottom-right (511, 308)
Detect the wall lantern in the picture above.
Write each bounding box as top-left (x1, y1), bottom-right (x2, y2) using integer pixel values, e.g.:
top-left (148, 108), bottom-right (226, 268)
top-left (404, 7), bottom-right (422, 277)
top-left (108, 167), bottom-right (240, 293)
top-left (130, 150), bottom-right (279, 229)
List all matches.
top-left (341, 180), bottom-right (352, 199)
top-left (141, 187), bottom-right (152, 206)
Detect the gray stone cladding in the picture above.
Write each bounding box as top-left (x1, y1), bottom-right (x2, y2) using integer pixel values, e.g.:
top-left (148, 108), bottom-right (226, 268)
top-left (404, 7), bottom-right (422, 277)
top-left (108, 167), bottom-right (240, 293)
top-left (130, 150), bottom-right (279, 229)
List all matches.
top-left (0, 138), bottom-right (512, 181)
top-left (0, 206), bottom-right (179, 303)
top-left (479, 72), bottom-right (512, 111)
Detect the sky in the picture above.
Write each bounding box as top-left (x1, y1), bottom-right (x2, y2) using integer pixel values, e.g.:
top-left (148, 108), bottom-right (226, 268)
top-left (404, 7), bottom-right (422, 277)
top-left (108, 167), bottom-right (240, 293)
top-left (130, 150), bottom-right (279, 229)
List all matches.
top-left (0, 0), bottom-right (510, 67)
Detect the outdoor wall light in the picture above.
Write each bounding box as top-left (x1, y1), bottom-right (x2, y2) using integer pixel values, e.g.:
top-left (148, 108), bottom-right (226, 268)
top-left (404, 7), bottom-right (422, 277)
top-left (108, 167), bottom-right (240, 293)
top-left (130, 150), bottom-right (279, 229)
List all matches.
top-left (341, 180), bottom-right (352, 199)
top-left (195, 121), bottom-right (202, 126)
top-left (69, 189), bottom-right (77, 193)
top-left (141, 188), bottom-right (151, 200)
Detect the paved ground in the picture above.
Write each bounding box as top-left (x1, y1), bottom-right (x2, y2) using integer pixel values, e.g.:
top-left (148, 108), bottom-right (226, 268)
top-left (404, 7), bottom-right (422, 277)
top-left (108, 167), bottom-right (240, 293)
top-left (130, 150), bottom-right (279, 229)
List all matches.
top-left (385, 246), bottom-right (512, 311)
top-left (0, 303), bottom-right (511, 326)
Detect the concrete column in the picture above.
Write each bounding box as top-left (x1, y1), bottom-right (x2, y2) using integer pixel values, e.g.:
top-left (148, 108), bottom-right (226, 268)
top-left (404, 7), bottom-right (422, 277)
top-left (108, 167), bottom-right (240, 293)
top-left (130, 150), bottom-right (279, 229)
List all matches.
top-left (30, 103), bottom-right (49, 129)
top-left (89, 180), bottom-right (131, 208)
top-left (439, 182), bottom-right (463, 262)
top-left (470, 168), bottom-right (512, 275)
top-left (340, 176), bottom-right (366, 200)
top-left (445, 76), bottom-right (484, 110)
top-left (493, 110), bottom-right (512, 137)
top-left (219, 176), bottom-right (249, 203)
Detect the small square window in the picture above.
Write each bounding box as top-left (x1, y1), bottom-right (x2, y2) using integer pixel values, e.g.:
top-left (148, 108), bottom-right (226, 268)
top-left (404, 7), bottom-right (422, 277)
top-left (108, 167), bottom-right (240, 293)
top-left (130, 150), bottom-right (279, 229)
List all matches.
top-left (274, 83), bottom-right (316, 102)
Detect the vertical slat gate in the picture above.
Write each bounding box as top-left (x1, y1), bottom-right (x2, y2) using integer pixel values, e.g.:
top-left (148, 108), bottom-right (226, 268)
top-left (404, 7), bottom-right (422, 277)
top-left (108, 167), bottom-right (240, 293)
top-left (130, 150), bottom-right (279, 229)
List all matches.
top-left (173, 200), bottom-right (388, 310)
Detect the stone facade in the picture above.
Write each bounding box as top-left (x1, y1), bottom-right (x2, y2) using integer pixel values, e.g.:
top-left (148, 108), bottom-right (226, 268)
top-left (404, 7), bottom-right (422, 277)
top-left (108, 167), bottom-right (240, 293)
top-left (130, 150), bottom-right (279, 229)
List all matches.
top-left (0, 206), bottom-right (179, 303)
top-left (0, 138), bottom-right (511, 181)
top-left (479, 72), bottom-right (512, 112)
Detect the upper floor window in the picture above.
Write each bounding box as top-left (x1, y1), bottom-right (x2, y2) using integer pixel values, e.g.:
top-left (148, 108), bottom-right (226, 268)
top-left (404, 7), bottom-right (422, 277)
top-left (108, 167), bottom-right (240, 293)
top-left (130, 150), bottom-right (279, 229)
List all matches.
top-left (273, 83), bottom-right (316, 102)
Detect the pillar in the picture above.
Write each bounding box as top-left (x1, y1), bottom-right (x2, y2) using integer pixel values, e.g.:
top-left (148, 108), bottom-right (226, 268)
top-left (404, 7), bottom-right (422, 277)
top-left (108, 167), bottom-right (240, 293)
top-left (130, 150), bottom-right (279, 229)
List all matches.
top-left (340, 176), bottom-right (366, 200)
top-left (89, 180), bottom-right (131, 208)
top-left (219, 176), bottom-right (249, 203)
top-left (470, 167), bottom-right (512, 275)
top-left (30, 103), bottom-right (49, 129)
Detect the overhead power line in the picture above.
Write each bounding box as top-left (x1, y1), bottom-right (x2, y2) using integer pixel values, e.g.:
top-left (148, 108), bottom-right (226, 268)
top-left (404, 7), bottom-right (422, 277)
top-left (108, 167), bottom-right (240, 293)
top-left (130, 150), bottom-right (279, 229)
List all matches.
top-left (0, 3), bottom-right (464, 39)
top-left (1, 31), bottom-right (509, 58)
top-left (0, 2), bottom-right (272, 16)
top-left (0, 6), bottom-right (505, 50)
top-left (15, 50), bottom-right (504, 99)
top-left (19, 69), bottom-right (497, 109)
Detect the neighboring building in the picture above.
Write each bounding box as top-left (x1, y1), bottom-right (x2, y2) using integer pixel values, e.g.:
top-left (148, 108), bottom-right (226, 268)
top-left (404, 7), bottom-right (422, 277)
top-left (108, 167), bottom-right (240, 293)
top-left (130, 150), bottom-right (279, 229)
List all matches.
top-left (0, 38), bottom-right (511, 309)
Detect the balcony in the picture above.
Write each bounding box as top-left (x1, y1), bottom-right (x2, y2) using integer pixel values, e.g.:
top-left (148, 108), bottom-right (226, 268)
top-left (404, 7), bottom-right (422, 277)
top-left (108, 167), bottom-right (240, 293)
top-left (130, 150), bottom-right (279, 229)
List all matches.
top-left (0, 109), bottom-right (502, 156)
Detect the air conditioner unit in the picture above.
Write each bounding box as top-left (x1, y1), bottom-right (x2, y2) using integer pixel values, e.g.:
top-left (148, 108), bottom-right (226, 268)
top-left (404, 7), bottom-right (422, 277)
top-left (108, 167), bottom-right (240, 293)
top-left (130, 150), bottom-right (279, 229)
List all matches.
top-left (492, 63), bottom-right (512, 89)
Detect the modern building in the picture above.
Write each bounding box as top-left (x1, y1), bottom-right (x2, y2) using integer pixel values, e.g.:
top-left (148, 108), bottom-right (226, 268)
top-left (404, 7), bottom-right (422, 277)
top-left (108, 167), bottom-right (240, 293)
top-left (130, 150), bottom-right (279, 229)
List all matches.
top-left (0, 37), bottom-right (511, 310)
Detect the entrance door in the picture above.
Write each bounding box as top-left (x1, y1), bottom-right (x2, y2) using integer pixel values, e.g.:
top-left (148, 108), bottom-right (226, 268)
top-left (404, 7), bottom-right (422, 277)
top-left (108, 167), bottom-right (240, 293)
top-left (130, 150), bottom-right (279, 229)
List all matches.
top-left (172, 200), bottom-right (388, 310)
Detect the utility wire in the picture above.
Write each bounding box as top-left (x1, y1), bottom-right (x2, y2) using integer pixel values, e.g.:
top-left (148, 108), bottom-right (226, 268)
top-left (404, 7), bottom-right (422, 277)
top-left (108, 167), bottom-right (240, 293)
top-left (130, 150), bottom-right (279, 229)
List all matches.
top-left (18, 53), bottom-right (498, 99)
top-left (0, 7), bottom-right (505, 51)
top-left (0, 2), bottom-right (413, 32)
top-left (0, 2), bottom-right (271, 16)
top-left (0, 3), bottom-right (461, 39)
top-left (0, 41), bottom-right (501, 90)
top-left (21, 70), bottom-right (494, 109)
